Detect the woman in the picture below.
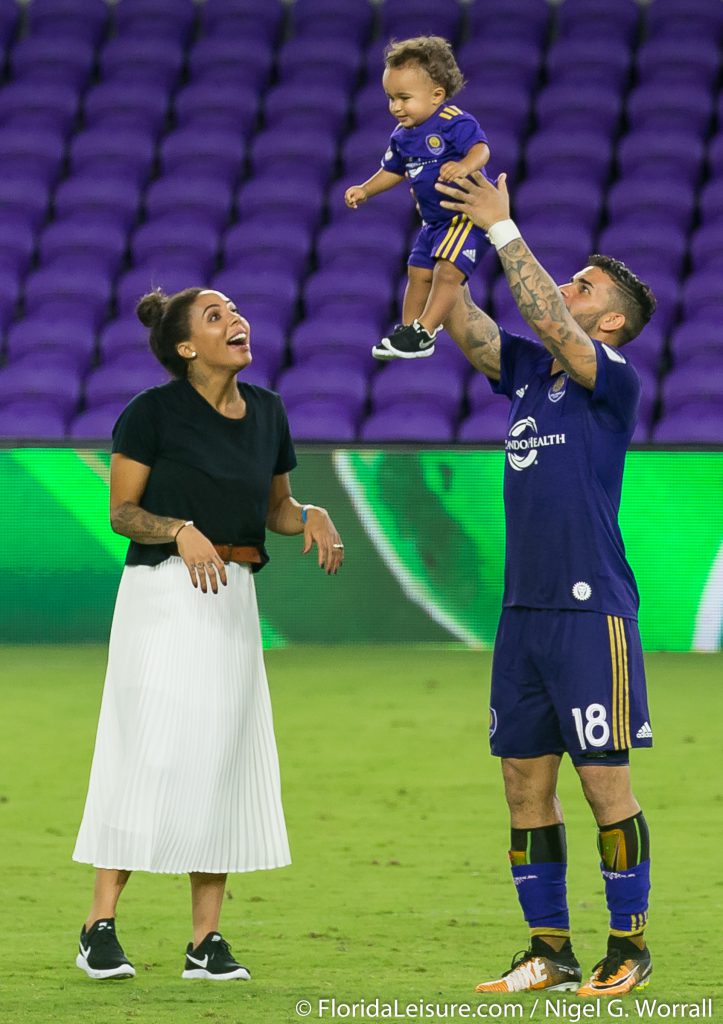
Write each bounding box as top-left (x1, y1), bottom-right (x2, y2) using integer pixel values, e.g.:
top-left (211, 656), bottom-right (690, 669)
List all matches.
top-left (73, 287), bottom-right (344, 981)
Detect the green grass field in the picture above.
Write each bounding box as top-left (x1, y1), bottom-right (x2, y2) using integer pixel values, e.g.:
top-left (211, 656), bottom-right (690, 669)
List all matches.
top-left (1, 646), bottom-right (721, 1024)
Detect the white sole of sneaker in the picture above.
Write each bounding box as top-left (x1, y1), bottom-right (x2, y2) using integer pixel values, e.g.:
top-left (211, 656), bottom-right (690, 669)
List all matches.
top-left (75, 954), bottom-right (135, 979)
top-left (181, 966), bottom-right (251, 981)
top-left (372, 344), bottom-right (436, 360)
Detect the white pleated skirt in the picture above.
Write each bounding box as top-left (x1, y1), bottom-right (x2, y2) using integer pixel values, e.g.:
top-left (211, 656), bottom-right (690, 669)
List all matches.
top-left (73, 557), bottom-right (291, 874)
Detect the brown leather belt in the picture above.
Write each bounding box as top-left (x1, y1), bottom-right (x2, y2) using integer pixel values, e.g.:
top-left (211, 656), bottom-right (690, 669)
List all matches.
top-left (213, 544), bottom-right (262, 564)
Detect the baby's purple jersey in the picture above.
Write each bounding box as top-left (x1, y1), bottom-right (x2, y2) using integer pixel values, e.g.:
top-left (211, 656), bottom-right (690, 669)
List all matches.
top-left (381, 103), bottom-right (488, 225)
top-left (490, 331), bottom-right (642, 618)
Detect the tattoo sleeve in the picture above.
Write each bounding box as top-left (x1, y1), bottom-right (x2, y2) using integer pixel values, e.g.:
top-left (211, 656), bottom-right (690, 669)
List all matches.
top-left (445, 286), bottom-right (502, 379)
top-left (497, 238), bottom-right (597, 388)
top-left (111, 501), bottom-right (182, 544)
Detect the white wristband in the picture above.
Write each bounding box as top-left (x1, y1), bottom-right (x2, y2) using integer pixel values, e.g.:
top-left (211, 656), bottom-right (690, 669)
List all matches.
top-left (486, 219), bottom-right (522, 251)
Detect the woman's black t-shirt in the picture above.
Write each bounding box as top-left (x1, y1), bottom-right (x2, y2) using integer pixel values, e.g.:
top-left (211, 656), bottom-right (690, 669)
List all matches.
top-left (111, 378), bottom-right (297, 571)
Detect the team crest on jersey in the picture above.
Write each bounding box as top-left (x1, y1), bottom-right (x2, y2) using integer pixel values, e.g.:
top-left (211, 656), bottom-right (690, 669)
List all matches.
top-left (425, 133), bottom-right (445, 154)
top-left (548, 374), bottom-right (568, 403)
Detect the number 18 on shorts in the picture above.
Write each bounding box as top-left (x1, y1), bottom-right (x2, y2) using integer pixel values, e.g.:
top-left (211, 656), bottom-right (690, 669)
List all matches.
top-left (489, 608), bottom-right (653, 764)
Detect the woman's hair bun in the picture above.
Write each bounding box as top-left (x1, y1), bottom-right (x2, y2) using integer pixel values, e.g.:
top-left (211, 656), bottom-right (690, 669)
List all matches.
top-left (136, 289), bottom-right (168, 329)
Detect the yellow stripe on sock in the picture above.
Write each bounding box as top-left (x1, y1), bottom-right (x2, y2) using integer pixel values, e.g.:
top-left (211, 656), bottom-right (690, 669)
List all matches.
top-left (608, 615), bottom-right (619, 749)
top-left (530, 928), bottom-right (571, 939)
top-left (438, 216), bottom-right (469, 259)
top-left (433, 215), bottom-right (458, 257)
top-left (449, 218), bottom-right (474, 262)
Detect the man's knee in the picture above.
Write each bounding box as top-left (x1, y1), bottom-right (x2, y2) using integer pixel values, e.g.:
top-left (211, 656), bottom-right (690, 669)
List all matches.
top-left (433, 258), bottom-right (464, 284)
top-left (576, 763), bottom-right (640, 824)
top-left (502, 756), bottom-right (560, 817)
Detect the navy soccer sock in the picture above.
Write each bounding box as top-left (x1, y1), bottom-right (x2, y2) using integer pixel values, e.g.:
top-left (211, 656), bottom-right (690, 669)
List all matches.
top-left (509, 823), bottom-right (570, 941)
top-left (598, 811), bottom-right (651, 937)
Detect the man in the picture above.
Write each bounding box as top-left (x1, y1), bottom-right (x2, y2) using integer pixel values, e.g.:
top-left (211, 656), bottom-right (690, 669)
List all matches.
top-left (435, 171), bottom-right (657, 998)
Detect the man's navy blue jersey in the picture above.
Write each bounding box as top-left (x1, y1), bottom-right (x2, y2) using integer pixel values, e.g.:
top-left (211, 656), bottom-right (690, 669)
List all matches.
top-left (489, 330), bottom-right (642, 618)
top-left (381, 104), bottom-right (488, 225)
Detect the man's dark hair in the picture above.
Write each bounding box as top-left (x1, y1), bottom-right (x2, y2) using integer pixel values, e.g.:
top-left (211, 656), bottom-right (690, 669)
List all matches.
top-left (137, 287), bottom-right (203, 378)
top-left (588, 254), bottom-right (657, 345)
top-left (384, 36), bottom-right (465, 98)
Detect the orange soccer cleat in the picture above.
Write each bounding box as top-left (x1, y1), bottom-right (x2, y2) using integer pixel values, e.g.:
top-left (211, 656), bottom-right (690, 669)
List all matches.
top-left (577, 939), bottom-right (652, 998)
top-left (476, 938), bottom-right (581, 994)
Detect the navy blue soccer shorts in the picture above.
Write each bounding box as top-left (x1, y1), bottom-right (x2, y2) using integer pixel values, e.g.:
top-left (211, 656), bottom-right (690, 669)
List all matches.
top-left (408, 215), bottom-right (489, 280)
top-left (489, 608), bottom-right (653, 765)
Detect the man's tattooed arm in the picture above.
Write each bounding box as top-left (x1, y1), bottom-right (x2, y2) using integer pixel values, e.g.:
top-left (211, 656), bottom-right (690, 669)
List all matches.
top-left (111, 502), bottom-right (185, 544)
top-left (497, 238), bottom-right (597, 389)
top-left (444, 285), bottom-right (502, 380)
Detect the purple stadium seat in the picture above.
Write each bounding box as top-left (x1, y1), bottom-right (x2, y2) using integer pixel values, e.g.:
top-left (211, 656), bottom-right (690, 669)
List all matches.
top-left (514, 178), bottom-right (602, 233)
top-left (0, 364), bottom-right (82, 418)
top-left (53, 174), bottom-right (142, 228)
top-left (290, 316), bottom-right (385, 364)
top-left (0, 214), bottom-right (35, 275)
top-left (144, 174), bottom-right (233, 231)
top-left (637, 39), bottom-right (719, 88)
top-left (315, 221), bottom-right (406, 273)
top-left (699, 178), bottom-right (723, 224)
top-left (626, 84), bottom-right (713, 136)
top-left (681, 271), bottom-right (723, 320)
top-left (341, 126), bottom-right (395, 176)
top-left (84, 364), bottom-right (169, 408)
top-left (616, 133), bottom-right (704, 183)
top-left (69, 127), bottom-right (156, 183)
top-left (0, 3), bottom-right (18, 47)
top-left (353, 82), bottom-right (398, 128)
top-left (646, 0), bottom-right (723, 41)
top-left (69, 403), bottom-right (127, 440)
top-left (104, 349), bottom-right (162, 375)
top-left (132, 217), bottom-right (219, 272)
top-left (11, 35), bottom-right (95, 89)
top-left (606, 178), bottom-right (695, 232)
top-left (236, 179), bottom-right (325, 231)
top-left (457, 40), bottom-right (542, 92)
top-left (652, 409), bottom-right (723, 444)
top-left (5, 316), bottom-right (96, 365)
top-left (380, 0), bottom-right (463, 43)
top-left (6, 348), bottom-right (91, 379)
top-left (361, 406), bottom-right (455, 442)
top-left (628, 324), bottom-right (665, 373)
top-left (115, 262), bottom-right (210, 318)
top-left (199, 0), bottom-right (285, 45)
top-left (276, 38), bottom-right (361, 90)
top-left (249, 130), bottom-right (337, 182)
top-left (597, 225), bottom-right (687, 278)
top-left (661, 361), bottom-right (723, 415)
top-left (457, 403), bottom-right (509, 442)
top-left (0, 402), bottom-right (67, 440)
top-left (0, 126), bottom-right (66, 180)
top-left (213, 265), bottom-right (298, 310)
top-left (524, 130), bottom-right (612, 186)
top-left (545, 37), bottom-right (631, 88)
top-left (37, 218), bottom-right (127, 277)
top-left (99, 317), bottom-right (149, 360)
top-left (224, 221), bottom-right (311, 270)
top-left (328, 174), bottom-right (415, 227)
top-left (304, 268), bottom-right (394, 320)
top-left (535, 84), bottom-right (623, 134)
top-left (556, 0), bottom-right (639, 42)
top-left (690, 224), bottom-right (723, 272)
top-left (0, 83), bottom-right (79, 133)
top-left (263, 83), bottom-right (350, 132)
top-left (290, 0), bottom-right (372, 44)
top-left (188, 37), bottom-right (272, 91)
top-left (669, 320), bottom-right (723, 366)
top-left (467, 373), bottom-right (500, 414)
top-left (173, 83), bottom-right (259, 134)
top-left (114, 0), bottom-right (197, 42)
top-left (100, 36), bottom-right (185, 90)
top-left (454, 81), bottom-right (533, 139)
top-left (286, 399), bottom-right (358, 442)
top-left (159, 128), bottom-right (245, 187)
top-left (468, 0), bottom-right (550, 40)
top-left (0, 268), bottom-right (21, 329)
top-left (26, 0), bottom-right (108, 45)
top-left (371, 361), bottom-right (464, 419)
top-left (484, 130), bottom-right (524, 185)
top-left (708, 137), bottom-right (723, 180)
top-left (24, 267), bottom-right (111, 328)
top-left (276, 365), bottom-right (368, 410)
top-left (84, 83), bottom-right (170, 133)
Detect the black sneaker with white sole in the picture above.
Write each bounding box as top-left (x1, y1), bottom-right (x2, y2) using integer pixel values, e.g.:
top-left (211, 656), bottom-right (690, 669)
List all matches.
top-left (182, 932), bottom-right (251, 981)
top-left (76, 918), bottom-right (135, 980)
top-left (372, 319), bottom-right (439, 360)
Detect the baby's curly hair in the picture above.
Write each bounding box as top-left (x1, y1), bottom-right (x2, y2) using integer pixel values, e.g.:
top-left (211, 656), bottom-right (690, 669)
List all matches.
top-left (384, 36), bottom-right (465, 98)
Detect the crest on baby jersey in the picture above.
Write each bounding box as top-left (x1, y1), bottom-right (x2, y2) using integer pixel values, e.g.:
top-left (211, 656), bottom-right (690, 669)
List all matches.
top-left (548, 374), bottom-right (568, 403)
top-left (425, 133), bottom-right (445, 155)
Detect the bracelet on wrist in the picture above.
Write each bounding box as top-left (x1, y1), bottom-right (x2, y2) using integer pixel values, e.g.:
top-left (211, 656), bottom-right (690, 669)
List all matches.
top-left (174, 520), bottom-right (193, 540)
top-left (486, 218), bottom-right (522, 251)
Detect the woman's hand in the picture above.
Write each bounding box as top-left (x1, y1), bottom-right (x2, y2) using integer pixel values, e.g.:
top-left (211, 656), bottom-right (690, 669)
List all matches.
top-left (303, 507), bottom-right (345, 575)
top-left (176, 526), bottom-right (228, 594)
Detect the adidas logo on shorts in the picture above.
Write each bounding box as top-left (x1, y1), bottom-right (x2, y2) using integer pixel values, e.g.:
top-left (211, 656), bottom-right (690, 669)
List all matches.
top-left (462, 248), bottom-right (477, 261)
top-left (636, 721), bottom-right (653, 739)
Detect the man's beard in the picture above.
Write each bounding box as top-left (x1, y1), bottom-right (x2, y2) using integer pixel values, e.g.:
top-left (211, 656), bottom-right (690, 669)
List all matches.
top-left (573, 310), bottom-right (602, 337)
